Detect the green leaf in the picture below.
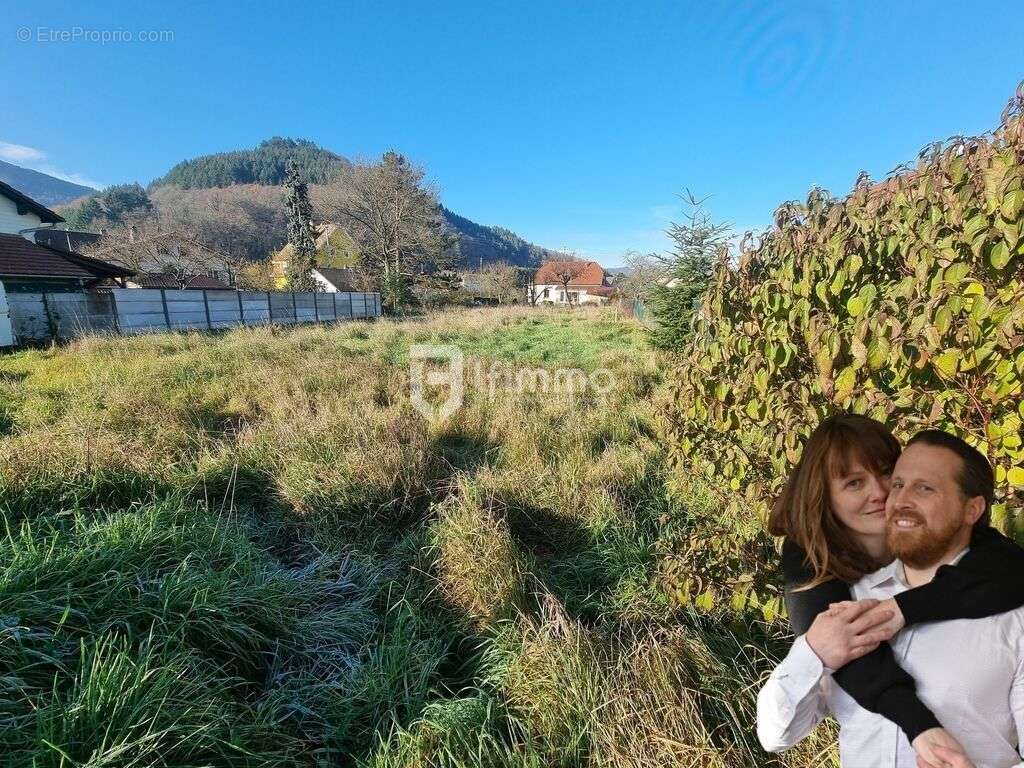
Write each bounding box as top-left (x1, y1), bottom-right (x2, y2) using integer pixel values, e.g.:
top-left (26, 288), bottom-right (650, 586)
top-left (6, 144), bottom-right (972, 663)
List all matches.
top-left (933, 350), bottom-right (960, 377)
top-left (867, 338), bottom-right (890, 371)
top-left (830, 268), bottom-right (848, 296)
top-left (847, 296), bottom-right (866, 317)
top-left (695, 590), bottom-right (715, 611)
top-left (834, 366), bottom-right (856, 402)
top-left (1007, 466), bottom-right (1024, 489)
top-left (990, 241), bottom-right (1011, 270)
top-left (943, 262), bottom-right (970, 285)
top-left (1002, 189), bottom-right (1024, 221)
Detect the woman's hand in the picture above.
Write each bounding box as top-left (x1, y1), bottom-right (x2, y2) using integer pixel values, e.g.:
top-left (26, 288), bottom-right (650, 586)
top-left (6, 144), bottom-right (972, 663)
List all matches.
top-left (829, 597), bottom-right (906, 636)
top-left (804, 599), bottom-right (895, 669)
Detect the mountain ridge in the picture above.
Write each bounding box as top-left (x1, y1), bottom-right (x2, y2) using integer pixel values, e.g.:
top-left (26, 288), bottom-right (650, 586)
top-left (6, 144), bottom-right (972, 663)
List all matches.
top-left (0, 160), bottom-right (96, 207)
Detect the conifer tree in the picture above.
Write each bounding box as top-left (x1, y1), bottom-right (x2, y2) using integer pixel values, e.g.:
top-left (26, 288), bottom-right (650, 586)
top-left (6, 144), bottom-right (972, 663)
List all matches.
top-left (283, 159), bottom-right (320, 292)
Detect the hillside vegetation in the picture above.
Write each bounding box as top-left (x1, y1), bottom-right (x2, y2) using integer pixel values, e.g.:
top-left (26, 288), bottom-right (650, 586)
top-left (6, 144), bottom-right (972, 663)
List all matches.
top-left (0, 308), bottom-right (825, 767)
top-left (662, 87), bottom-right (1024, 599)
top-left (151, 137), bottom-right (351, 188)
top-left (53, 138), bottom-right (561, 267)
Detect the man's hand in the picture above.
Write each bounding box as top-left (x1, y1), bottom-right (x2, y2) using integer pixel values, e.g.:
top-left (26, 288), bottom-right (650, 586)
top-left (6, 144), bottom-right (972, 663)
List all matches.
top-left (916, 743), bottom-right (975, 768)
top-left (805, 599), bottom-right (895, 669)
top-left (912, 728), bottom-right (970, 768)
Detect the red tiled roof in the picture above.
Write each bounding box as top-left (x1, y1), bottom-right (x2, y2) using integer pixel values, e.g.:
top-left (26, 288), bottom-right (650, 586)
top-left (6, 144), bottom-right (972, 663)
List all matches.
top-left (535, 260), bottom-right (606, 287)
top-left (0, 233), bottom-right (132, 280)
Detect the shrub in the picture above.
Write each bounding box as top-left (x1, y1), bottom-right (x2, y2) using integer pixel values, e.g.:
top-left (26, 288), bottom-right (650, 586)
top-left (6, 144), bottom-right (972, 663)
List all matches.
top-left (662, 84), bottom-right (1024, 537)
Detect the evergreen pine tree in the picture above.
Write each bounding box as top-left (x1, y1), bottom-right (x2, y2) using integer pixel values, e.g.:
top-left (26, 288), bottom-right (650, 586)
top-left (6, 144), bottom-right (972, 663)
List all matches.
top-left (283, 159), bottom-right (320, 292)
top-left (648, 193), bottom-right (728, 350)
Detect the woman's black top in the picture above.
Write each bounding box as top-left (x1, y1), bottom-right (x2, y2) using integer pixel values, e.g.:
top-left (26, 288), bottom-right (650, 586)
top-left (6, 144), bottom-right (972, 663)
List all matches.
top-left (782, 524), bottom-right (1024, 742)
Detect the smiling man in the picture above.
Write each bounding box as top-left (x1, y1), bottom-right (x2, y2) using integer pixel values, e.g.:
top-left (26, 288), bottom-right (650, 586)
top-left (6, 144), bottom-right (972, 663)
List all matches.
top-left (757, 429), bottom-right (1024, 768)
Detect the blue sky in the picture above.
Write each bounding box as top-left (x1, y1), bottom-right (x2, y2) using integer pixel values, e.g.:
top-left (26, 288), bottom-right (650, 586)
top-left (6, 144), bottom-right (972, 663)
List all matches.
top-left (3, 1), bottom-right (1023, 266)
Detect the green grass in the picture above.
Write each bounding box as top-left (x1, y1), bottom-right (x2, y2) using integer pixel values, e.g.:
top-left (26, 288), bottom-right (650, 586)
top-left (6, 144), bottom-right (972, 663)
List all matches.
top-left (0, 305), bottom-right (835, 767)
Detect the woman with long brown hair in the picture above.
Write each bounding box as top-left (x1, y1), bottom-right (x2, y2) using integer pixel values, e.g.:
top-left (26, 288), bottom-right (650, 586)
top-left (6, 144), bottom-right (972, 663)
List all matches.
top-left (759, 413), bottom-right (1024, 764)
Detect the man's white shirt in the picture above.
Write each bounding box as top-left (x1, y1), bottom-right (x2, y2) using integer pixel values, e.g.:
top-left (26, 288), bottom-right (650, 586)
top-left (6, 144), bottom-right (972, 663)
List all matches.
top-left (756, 550), bottom-right (1024, 767)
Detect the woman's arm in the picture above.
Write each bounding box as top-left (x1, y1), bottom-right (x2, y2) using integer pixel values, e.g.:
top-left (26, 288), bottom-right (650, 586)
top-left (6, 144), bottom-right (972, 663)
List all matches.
top-left (894, 524), bottom-right (1024, 624)
top-left (781, 539), bottom-right (941, 742)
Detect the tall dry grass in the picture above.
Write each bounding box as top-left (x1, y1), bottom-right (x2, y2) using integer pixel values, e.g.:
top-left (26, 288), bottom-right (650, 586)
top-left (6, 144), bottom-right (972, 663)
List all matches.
top-left (0, 306), bottom-right (835, 767)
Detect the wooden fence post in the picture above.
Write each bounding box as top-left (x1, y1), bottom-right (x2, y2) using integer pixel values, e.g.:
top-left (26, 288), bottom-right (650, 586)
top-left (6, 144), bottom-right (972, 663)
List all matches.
top-left (313, 292), bottom-right (320, 323)
top-left (291, 292), bottom-right (298, 323)
top-left (349, 291), bottom-right (354, 319)
top-left (266, 291), bottom-right (272, 324)
top-left (237, 290), bottom-right (245, 325)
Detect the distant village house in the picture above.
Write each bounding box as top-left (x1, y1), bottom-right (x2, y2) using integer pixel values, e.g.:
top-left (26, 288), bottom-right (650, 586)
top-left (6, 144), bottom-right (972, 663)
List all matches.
top-left (532, 260), bottom-right (613, 306)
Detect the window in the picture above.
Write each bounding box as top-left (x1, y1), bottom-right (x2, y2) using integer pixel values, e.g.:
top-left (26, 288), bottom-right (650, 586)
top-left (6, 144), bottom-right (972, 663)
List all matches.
top-left (542, 287), bottom-right (550, 298)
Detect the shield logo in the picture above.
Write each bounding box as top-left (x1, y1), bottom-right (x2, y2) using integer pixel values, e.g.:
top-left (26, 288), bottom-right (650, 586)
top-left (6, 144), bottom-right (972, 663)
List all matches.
top-left (410, 344), bottom-right (464, 422)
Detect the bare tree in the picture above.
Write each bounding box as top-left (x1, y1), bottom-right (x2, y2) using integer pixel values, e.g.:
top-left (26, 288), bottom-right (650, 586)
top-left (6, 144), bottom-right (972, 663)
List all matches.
top-left (468, 261), bottom-right (519, 304)
top-left (318, 152), bottom-right (456, 312)
top-left (549, 260), bottom-right (589, 308)
top-left (82, 220), bottom-right (235, 283)
top-left (617, 249), bottom-right (669, 303)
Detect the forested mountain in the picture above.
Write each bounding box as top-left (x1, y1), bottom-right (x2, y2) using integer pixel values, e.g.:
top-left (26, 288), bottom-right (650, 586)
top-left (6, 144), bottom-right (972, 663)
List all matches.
top-left (442, 207), bottom-right (562, 267)
top-left (43, 137), bottom-right (563, 267)
top-left (150, 138), bottom-right (350, 188)
top-left (0, 160), bottom-right (96, 206)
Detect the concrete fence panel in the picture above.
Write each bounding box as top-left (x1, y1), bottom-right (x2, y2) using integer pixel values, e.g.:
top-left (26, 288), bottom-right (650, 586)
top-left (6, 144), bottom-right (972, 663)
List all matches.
top-left (5, 287), bottom-right (382, 346)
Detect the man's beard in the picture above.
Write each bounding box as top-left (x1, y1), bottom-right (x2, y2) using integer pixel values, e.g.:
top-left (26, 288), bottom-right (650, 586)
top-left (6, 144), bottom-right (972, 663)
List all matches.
top-left (887, 510), bottom-right (965, 569)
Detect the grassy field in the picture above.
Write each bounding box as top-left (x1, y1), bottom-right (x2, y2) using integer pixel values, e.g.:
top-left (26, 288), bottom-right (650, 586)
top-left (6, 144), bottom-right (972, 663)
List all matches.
top-left (0, 306), bottom-right (836, 767)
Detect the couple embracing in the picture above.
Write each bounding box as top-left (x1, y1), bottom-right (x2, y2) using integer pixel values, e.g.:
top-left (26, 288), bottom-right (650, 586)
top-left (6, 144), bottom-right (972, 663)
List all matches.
top-left (757, 414), bottom-right (1024, 768)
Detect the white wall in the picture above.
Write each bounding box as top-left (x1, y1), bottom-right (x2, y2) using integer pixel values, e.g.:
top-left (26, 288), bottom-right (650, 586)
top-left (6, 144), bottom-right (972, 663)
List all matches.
top-left (0, 193), bottom-right (42, 235)
top-left (533, 283), bottom-right (608, 305)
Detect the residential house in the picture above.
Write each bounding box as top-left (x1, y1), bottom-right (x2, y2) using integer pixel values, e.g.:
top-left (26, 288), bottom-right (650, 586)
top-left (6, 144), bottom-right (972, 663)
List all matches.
top-left (0, 233), bottom-right (134, 293)
top-left (0, 181), bottom-right (133, 293)
top-left (532, 260), bottom-right (613, 305)
top-left (0, 179), bottom-right (65, 236)
top-left (272, 223), bottom-right (359, 289)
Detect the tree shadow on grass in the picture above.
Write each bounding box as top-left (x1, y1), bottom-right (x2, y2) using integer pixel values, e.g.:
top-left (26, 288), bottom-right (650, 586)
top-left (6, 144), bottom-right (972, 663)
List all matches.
top-left (0, 468), bottom-right (178, 527)
top-left (433, 431), bottom-right (498, 474)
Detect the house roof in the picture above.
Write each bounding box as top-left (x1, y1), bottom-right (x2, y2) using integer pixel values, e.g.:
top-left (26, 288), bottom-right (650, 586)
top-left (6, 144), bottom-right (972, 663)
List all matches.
top-left (314, 267), bottom-right (356, 291)
top-left (0, 233), bottom-right (133, 280)
top-left (535, 260), bottom-right (606, 287)
top-left (0, 180), bottom-right (64, 224)
top-left (131, 273), bottom-right (232, 290)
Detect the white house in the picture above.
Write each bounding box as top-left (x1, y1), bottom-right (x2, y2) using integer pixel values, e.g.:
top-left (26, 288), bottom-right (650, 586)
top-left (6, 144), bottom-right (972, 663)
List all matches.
top-left (532, 260), bottom-right (613, 305)
top-left (0, 179), bottom-right (65, 235)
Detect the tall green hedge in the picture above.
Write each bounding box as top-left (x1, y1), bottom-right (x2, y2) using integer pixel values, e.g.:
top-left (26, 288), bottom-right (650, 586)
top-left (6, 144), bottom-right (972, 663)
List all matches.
top-left (662, 86), bottom-right (1024, 537)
